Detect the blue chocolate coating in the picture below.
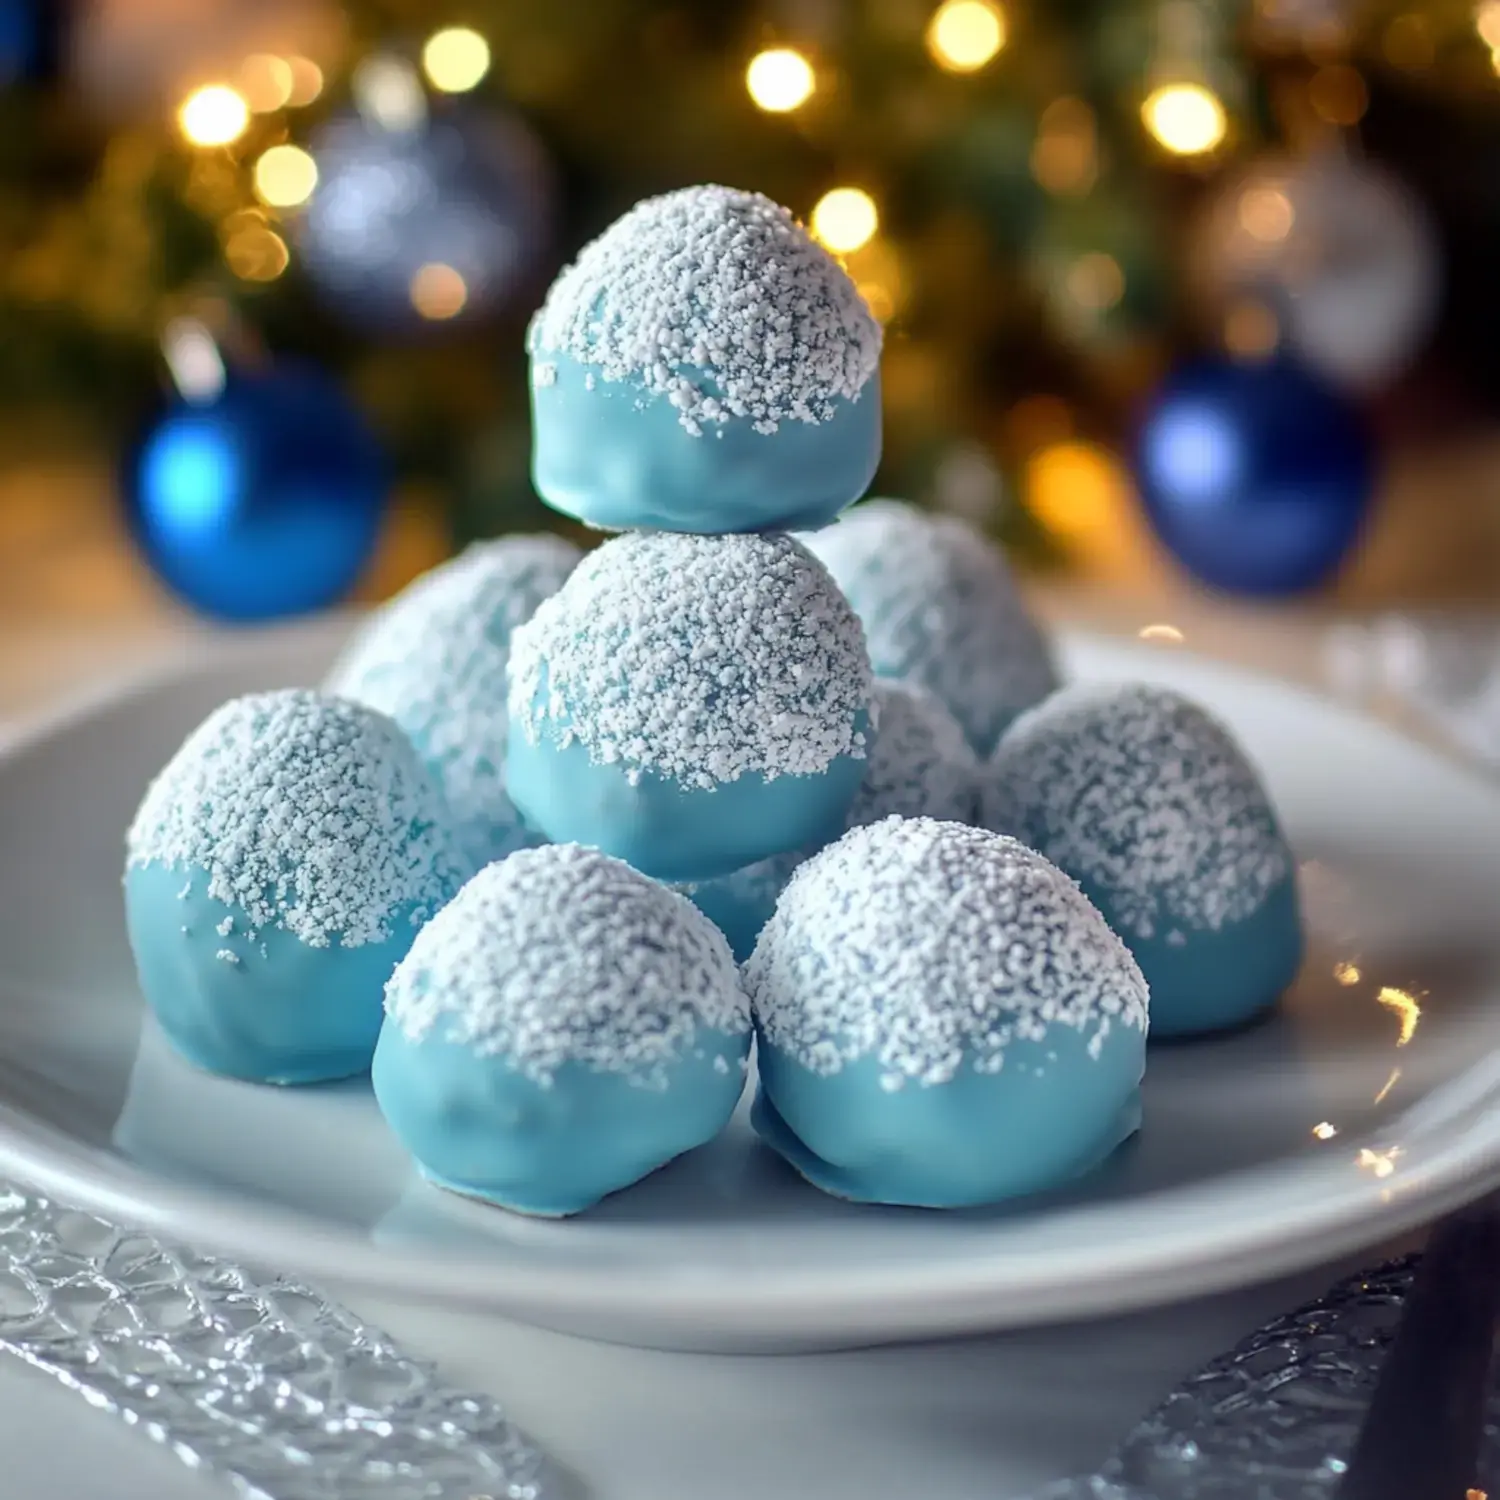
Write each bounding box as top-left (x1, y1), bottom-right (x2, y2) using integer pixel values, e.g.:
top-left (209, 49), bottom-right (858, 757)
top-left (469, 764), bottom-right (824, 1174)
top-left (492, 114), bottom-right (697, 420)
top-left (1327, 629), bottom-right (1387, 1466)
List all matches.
top-left (680, 853), bottom-right (802, 964)
top-left (125, 863), bottom-right (430, 1084)
top-left (530, 353), bottom-right (881, 534)
top-left (753, 1024), bottom-right (1143, 1209)
top-left (1078, 869), bottom-right (1303, 1039)
top-left (506, 704), bottom-right (873, 883)
top-left (372, 1022), bottom-right (750, 1216)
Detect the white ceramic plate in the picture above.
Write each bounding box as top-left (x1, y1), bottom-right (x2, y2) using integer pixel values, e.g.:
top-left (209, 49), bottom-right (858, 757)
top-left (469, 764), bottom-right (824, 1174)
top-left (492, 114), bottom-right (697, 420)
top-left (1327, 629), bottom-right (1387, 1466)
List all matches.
top-left (1, 620), bottom-right (1499, 1353)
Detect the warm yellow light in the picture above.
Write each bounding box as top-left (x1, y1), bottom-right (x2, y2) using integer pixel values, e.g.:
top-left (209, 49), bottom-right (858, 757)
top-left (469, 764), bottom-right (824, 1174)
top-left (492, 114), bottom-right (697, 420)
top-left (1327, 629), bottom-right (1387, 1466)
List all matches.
top-left (1333, 961), bottom-right (1362, 987)
top-left (1312, 1122), bottom-right (1338, 1141)
top-left (1141, 82), bottom-right (1227, 157)
top-left (1031, 97), bottom-right (1098, 197)
top-left (1309, 64), bottom-right (1368, 126)
top-left (1383, 13), bottom-right (1434, 70)
top-left (746, 48), bottom-right (816, 112)
top-left (1357, 1146), bottom-right (1400, 1180)
top-left (1374, 1067), bottom-right (1401, 1105)
top-left (811, 188), bottom-right (878, 254)
top-left (1377, 986), bottom-right (1422, 1047)
top-left (927, 0), bottom-right (1007, 73)
top-left (1223, 299), bottom-right (1280, 360)
top-left (240, 55), bottom-right (294, 113)
top-left (1026, 441), bottom-right (1134, 549)
top-left (1065, 252), bottom-right (1124, 313)
top-left (844, 240), bottom-right (903, 325)
top-left (1138, 623), bottom-right (1184, 645)
top-left (1239, 186), bottom-right (1294, 243)
top-left (422, 26), bottom-right (492, 93)
top-left (253, 144), bottom-right (318, 209)
top-left (178, 85), bottom-right (251, 148)
top-left (410, 263), bottom-right (469, 320)
top-left (1479, 1), bottom-right (1500, 49)
top-left (285, 56), bottom-right (325, 107)
top-left (224, 224), bottom-right (289, 281)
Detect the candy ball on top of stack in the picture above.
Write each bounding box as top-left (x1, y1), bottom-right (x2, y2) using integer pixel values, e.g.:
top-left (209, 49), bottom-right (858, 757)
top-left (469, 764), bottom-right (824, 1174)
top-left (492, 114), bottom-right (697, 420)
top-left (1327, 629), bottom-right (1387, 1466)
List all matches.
top-left (527, 184), bottom-right (884, 534)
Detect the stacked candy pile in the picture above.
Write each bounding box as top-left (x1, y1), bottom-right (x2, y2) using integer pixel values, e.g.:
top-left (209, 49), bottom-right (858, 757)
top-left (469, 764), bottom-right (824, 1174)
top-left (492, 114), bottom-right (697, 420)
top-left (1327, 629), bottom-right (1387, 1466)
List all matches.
top-left (123, 187), bottom-right (1303, 1217)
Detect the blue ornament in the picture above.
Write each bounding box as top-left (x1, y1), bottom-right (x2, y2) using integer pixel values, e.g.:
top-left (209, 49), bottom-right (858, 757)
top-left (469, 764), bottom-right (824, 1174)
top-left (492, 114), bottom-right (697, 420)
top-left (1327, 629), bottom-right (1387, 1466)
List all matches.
top-left (1133, 355), bottom-right (1375, 596)
top-left (298, 104), bottom-right (552, 333)
top-left (0, 0), bottom-right (45, 85)
top-left (127, 363), bottom-right (387, 622)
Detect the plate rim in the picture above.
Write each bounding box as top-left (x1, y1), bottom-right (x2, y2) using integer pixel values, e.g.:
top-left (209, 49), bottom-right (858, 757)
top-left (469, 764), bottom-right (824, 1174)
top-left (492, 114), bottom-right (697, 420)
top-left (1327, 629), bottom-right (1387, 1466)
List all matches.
top-left (2, 618), bottom-right (1499, 1349)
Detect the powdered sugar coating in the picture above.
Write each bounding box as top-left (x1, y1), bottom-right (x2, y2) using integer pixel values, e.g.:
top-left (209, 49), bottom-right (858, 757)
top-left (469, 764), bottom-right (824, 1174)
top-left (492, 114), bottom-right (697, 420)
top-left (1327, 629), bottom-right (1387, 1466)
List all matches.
top-left (327, 534), bottom-right (581, 865)
top-left (527, 185), bottom-right (882, 436)
top-left (384, 844), bottom-right (750, 1088)
top-left (992, 682), bottom-right (1293, 940)
top-left (846, 679), bottom-right (979, 828)
top-left (801, 499), bottom-right (1058, 754)
top-left (127, 690), bottom-right (465, 948)
top-left (747, 817), bottom-right (1148, 1089)
top-left (509, 532), bottom-right (873, 788)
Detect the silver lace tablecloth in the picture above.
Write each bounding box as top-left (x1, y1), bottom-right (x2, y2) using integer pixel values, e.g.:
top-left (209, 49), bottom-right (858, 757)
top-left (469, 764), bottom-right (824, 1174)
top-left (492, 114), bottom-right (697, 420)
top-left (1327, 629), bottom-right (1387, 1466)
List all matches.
top-left (0, 1184), bottom-right (546, 1500)
top-left (1039, 1252), bottom-right (1500, 1499)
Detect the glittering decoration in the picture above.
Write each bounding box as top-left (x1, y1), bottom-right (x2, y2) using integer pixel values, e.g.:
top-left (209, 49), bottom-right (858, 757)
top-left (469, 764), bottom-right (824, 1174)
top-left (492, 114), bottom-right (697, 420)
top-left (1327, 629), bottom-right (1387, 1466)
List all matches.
top-left (1033, 1254), bottom-right (1500, 1499)
top-left (1193, 150), bottom-right (1440, 392)
top-left (1321, 615), bottom-right (1500, 771)
top-left (1133, 354), bottom-right (1375, 597)
top-left (0, 1183), bottom-right (546, 1500)
top-left (299, 105), bottom-right (552, 333)
top-left (125, 362), bottom-right (388, 622)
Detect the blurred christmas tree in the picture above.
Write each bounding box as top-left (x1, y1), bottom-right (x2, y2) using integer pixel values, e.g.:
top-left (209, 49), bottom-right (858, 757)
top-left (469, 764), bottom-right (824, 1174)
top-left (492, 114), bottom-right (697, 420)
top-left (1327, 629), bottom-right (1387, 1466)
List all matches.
top-left (3, 0), bottom-right (1500, 584)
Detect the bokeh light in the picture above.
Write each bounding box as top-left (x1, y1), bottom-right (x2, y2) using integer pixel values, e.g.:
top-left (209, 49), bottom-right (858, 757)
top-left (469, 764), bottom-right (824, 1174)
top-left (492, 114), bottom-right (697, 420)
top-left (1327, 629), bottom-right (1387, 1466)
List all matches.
top-left (1223, 299), bottom-right (1281, 360)
top-left (811, 188), bottom-right (879, 253)
top-left (1238, 185), bottom-right (1294, 243)
top-left (410, 263), bottom-right (469, 320)
top-left (285, 57), bottom-right (325, 107)
top-left (926, 0), bottom-right (1007, 73)
top-left (1025, 440), bottom-right (1138, 558)
top-left (254, 145), bottom-right (319, 209)
top-left (1478, 1), bottom-right (1500, 50)
top-left (1031, 97), bottom-right (1098, 197)
top-left (224, 223), bottom-right (290, 281)
top-left (1141, 83), bottom-right (1227, 157)
top-left (178, 85), bottom-right (250, 148)
top-left (746, 48), bottom-right (816, 112)
top-left (1065, 252), bottom-right (1124, 312)
top-left (353, 55), bottom-right (427, 132)
top-left (1382, 14), bottom-right (1433, 70)
top-left (422, 27), bottom-right (492, 94)
top-left (1309, 64), bottom-right (1368, 126)
top-left (240, 55), bottom-right (294, 114)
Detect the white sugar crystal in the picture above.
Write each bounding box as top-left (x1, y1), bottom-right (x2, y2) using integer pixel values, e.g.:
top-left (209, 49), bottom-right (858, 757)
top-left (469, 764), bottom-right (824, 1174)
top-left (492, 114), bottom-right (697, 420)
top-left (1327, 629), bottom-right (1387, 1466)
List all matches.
top-left (127, 690), bottom-right (464, 949)
top-left (746, 816), bottom-right (1147, 1087)
top-left (992, 683), bottom-right (1292, 939)
top-left (328, 535), bottom-right (581, 864)
top-left (845, 679), bottom-right (978, 828)
top-left (527, 185), bottom-right (881, 434)
top-left (509, 532), bottom-right (873, 788)
top-left (801, 499), bottom-right (1057, 753)
top-left (385, 844), bottom-right (750, 1088)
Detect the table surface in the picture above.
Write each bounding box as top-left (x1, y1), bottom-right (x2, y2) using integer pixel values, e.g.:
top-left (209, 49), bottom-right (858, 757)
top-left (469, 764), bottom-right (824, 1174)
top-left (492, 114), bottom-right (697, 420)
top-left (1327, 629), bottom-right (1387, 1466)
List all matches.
top-left (0, 600), bottom-right (1433, 1500)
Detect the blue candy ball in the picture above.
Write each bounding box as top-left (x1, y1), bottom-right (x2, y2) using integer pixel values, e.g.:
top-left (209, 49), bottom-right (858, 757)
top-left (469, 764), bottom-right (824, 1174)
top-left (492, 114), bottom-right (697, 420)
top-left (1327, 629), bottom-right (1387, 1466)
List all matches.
top-left (1134, 356), bottom-right (1375, 596)
top-left (127, 364), bottom-right (387, 622)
